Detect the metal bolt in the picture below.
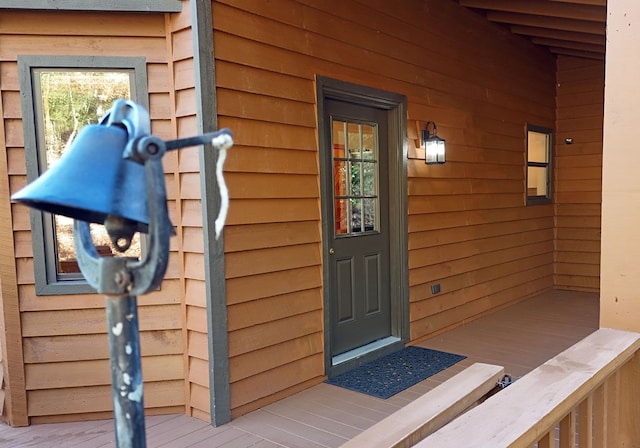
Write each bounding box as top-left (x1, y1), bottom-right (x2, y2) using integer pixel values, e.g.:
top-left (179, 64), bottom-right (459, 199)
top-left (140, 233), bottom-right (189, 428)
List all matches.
top-left (114, 271), bottom-right (129, 288)
top-left (146, 143), bottom-right (159, 155)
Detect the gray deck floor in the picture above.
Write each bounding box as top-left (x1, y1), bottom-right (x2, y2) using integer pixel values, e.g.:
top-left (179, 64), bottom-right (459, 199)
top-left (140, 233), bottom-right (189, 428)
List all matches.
top-left (0, 289), bottom-right (599, 447)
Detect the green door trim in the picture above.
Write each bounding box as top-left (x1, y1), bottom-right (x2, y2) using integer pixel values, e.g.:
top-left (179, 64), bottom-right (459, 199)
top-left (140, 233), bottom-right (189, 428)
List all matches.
top-left (191, 0), bottom-right (230, 427)
top-left (316, 76), bottom-right (409, 377)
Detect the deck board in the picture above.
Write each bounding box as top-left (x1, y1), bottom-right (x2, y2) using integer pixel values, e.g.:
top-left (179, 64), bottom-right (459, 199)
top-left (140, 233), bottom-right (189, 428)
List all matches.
top-left (0, 290), bottom-right (599, 447)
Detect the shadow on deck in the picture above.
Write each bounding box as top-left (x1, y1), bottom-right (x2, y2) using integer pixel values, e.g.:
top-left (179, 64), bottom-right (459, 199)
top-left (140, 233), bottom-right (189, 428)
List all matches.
top-left (0, 289), bottom-right (599, 447)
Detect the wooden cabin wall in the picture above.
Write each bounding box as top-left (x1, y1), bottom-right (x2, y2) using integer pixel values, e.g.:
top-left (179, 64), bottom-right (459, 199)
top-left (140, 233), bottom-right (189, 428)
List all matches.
top-left (212, 0), bottom-right (556, 418)
top-left (554, 56), bottom-right (604, 293)
top-left (0, 11), bottom-right (185, 423)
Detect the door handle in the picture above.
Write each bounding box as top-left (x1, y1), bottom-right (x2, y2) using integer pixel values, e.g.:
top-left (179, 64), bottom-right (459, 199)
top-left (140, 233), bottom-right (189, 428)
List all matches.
top-left (329, 248), bottom-right (335, 254)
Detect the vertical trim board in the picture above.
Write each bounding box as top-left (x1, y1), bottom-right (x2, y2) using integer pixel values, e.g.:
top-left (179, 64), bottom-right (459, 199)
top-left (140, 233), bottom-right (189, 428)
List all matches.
top-left (190, 0), bottom-right (231, 426)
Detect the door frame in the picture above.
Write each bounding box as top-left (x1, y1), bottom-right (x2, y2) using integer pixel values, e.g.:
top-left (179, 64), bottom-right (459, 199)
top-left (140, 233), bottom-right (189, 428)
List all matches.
top-left (316, 76), bottom-right (409, 377)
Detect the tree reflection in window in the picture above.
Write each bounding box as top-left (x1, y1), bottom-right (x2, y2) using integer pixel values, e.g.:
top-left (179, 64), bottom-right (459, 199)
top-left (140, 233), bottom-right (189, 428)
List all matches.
top-left (332, 119), bottom-right (379, 235)
top-left (36, 70), bottom-right (141, 274)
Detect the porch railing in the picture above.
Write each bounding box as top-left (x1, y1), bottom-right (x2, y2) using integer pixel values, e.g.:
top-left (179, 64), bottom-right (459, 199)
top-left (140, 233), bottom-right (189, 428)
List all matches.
top-left (417, 328), bottom-right (640, 447)
top-left (340, 362), bottom-right (504, 448)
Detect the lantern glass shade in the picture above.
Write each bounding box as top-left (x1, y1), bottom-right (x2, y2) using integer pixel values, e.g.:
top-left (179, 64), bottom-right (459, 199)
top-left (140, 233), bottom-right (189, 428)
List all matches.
top-left (422, 129), bottom-right (446, 164)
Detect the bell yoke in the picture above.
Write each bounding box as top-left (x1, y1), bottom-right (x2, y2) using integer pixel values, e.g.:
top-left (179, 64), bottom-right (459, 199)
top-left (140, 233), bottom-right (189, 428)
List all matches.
top-left (12, 99), bottom-right (233, 448)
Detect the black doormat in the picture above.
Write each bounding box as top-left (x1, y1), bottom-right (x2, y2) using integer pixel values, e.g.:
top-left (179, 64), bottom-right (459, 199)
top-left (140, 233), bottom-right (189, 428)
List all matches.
top-left (326, 346), bottom-right (466, 399)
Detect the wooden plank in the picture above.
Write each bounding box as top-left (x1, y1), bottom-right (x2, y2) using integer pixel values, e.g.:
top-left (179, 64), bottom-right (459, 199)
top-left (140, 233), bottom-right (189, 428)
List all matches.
top-left (618, 353), bottom-right (640, 445)
top-left (228, 311), bottom-right (322, 357)
top-left (23, 330), bottom-right (183, 363)
top-left (410, 232), bottom-right (553, 270)
top-left (592, 383), bottom-right (605, 446)
top-left (416, 329), bottom-right (640, 447)
top-left (0, 11), bottom-right (166, 36)
top-left (537, 430), bottom-right (554, 448)
top-left (226, 265), bottom-right (322, 305)
top-left (227, 288), bottom-right (322, 332)
top-left (225, 198), bottom-right (319, 225)
top-left (218, 117), bottom-right (317, 151)
top-left (225, 146), bottom-right (319, 175)
top-left (409, 217), bottom-right (553, 250)
top-left (0, 36), bottom-right (167, 63)
top-left (187, 330), bottom-right (209, 361)
top-left (559, 410), bottom-right (576, 447)
top-left (225, 243), bottom-right (320, 279)
top-left (410, 244), bottom-right (552, 288)
top-left (25, 355), bottom-right (183, 390)
top-left (553, 274), bottom-right (599, 290)
top-left (555, 262), bottom-right (600, 277)
top-left (341, 363), bottom-right (504, 448)
top-left (230, 354), bottom-right (323, 409)
top-left (21, 304), bottom-right (182, 336)
top-left (578, 395), bottom-right (593, 448)
top-left (18, 279), bottom-right (181, 311)
top-left (225, 173), bottom-right (319, 200)
top-left (216, 60), bottom-right (315, 103)
top-left (410, 273), bottom-right (554, 339)
top-left (229, 333), bottom-right (323, 382)
top-left (604, 371), bottom-right (620, 447)
top-left (216, 89), bottom-right (316, 127)
top-left (224, 221), bottom-right (321, 253)
top-left (183, 252), bottom-right (205, 281)
top-left (409, 206), bottom-right (553, 233)
top-left (188, 356), bottom-right (210, 388)
top-left (27, 380), bottom-right (184, 416)
top-left (555, 227), bottom-right (600, 240)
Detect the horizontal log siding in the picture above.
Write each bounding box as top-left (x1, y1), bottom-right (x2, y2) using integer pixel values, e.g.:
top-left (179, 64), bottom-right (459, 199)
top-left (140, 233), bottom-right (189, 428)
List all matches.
top-left (554, 56), bottom-right (604, 292)
top-left (213, 0), bottom-right (556, 417)
top-left (0, 11), bottom-right (184, 422)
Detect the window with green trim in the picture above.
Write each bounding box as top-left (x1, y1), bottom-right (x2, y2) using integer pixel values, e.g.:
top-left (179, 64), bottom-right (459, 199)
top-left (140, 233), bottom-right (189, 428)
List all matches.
top-left (526, 124), bottom-right (553, 205)
top-left (18, 56), bottom-right (148, 295)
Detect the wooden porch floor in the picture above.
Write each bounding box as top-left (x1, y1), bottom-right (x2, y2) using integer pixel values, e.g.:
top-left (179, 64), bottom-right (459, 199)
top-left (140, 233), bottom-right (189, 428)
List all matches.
top-left (0, 290), bottom-right (599, 447)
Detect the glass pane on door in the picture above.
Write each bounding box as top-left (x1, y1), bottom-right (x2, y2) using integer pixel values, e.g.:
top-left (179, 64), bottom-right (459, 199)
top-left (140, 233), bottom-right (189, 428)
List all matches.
top-left (331, 119), bottom-right (380, 236)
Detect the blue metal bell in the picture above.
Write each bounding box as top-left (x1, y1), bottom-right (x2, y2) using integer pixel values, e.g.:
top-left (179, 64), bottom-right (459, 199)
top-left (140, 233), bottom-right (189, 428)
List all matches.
top-left (12, 123), bottom-right (149, 233)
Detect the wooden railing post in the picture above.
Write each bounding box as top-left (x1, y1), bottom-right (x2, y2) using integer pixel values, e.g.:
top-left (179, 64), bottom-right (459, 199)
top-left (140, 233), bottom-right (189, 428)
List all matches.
top-left (578, 395), bottom-right (593, 448)
top-left (537, 431), bottom-right (554, 448)
top-left (415, 329), bottom-right (640, 448)
top-left (618, 352), bottom-right (640, 446)
top-left (605, 371), bottom-right (620, 447)
top-left (559, 410), bottom-right (575, 447)
top-left (593, 383), bottom-right (606, 446)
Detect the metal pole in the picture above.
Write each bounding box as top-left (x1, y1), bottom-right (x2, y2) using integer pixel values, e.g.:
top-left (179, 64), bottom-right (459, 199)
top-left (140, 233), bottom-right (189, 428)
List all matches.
top-left (105, 294), bottom-right (146, 448)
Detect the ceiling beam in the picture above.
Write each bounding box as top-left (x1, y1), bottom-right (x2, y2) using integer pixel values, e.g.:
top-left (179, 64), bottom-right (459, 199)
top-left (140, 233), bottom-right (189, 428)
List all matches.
top-left (486, 11), bottom-right (605, 35)
top-left (510, 25), bottom-right (605, 45)
top-left (549, 47), bottom-right (605, 60)
top-left (531, 37), bottom-right (605, 53)
top-left (547, 0), bottom-right (606, 6)
top-left (459, 0), bottom-right (605, 22)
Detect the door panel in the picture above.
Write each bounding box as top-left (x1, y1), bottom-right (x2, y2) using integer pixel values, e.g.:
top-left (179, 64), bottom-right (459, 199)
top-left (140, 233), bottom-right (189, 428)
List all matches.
top-left (325, 99), bottom-right (391, 357)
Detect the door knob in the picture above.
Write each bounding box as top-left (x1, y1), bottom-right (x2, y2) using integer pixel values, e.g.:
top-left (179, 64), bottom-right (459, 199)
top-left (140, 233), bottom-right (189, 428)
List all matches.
top-left (329, 248), bottom-right (335, 254)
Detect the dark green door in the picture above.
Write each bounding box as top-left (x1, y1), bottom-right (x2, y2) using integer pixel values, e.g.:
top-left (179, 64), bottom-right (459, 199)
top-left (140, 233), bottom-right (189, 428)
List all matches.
top-left (325, 99), bottom-right (391, 357)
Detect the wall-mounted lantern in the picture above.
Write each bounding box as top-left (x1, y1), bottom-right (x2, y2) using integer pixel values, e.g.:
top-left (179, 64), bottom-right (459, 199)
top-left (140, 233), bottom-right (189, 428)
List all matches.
top-left (422, 121), bottom-right (446, 165)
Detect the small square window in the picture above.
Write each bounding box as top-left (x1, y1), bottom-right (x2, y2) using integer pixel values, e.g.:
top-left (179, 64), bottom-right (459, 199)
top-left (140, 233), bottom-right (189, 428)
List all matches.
top-left (18, 56), bottom-right (148, 295)
top-left (526, 124), bottom-right (553, 205)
